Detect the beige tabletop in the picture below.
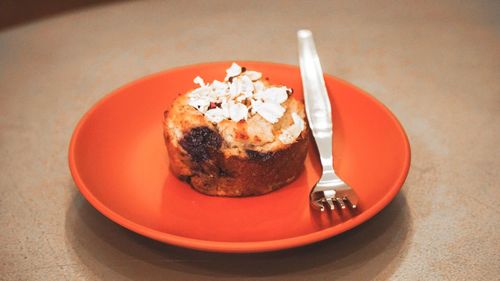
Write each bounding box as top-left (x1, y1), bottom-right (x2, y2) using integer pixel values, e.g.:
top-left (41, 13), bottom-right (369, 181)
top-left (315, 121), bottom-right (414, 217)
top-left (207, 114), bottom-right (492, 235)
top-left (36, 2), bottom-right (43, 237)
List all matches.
top-left (1, 1), bottom-right (499, 280)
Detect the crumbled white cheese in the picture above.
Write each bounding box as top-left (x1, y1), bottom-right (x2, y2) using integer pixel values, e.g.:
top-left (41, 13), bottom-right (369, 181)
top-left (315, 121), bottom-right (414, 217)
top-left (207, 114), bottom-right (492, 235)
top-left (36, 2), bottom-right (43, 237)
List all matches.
top-left (229, 75), bottom-right (254, 99)
top-left (186, 63), bottom-right (304, 145)
top-left (193, 76), bottom-right (206, 87)
top-left (211, 80), bottom-right (228, 92)
top-left (188, 86), bottom-right (209, 98)
top-left (253, 102), bottom-right (286, 124)
top-left (225, 62), bottom-right (242, 80)
top-left (187, 96), bottom-right (210, 113)
top-left (250, 98), bottom-right (262, 115)
top-left (220, 101), bottom-right (231, 118)
top-left (187, 86), bottom-right (211, 113)
top-left (228, 101), bottom-right (248, 122)
top-left (279, 113), bottom-right (305, 144)
top-left (253, 80), bottom-right (265, 92)
top-left (204, 108), bottom-right (226, 123)
top-left (244, 71), bottom-right (262, 81)
top-left (254, 87), bottom-right (288, 104)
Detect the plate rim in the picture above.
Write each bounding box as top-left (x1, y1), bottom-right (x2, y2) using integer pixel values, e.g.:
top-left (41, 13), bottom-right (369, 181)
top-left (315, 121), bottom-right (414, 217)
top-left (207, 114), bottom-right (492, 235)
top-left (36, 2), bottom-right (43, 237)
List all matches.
top-left (68, 61), bottom-right (411, 253)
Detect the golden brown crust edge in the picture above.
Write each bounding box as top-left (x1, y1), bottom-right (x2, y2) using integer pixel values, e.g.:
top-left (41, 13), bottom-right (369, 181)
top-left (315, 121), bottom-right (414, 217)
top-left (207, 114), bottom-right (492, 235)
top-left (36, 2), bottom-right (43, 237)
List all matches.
top-left (163, 114), bottom-right (309, 197)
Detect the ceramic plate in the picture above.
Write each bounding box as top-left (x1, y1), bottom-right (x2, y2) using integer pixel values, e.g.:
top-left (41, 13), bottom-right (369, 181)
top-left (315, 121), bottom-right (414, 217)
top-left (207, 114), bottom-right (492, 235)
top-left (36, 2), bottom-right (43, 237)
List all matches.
top-left (69, 61), bottom-right (410, 253)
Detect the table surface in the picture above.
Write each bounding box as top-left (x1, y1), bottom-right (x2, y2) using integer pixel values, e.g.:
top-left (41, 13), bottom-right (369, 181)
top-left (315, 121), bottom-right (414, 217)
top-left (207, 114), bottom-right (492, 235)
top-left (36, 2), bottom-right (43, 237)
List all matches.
top-left (1, 1), bottom-right (499, 280)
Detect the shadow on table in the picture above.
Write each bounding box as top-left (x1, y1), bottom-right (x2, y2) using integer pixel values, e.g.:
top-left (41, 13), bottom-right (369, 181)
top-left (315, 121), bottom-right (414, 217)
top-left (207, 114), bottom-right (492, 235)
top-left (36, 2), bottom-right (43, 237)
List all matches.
top-left (65, 186), bottom-right (412, 280)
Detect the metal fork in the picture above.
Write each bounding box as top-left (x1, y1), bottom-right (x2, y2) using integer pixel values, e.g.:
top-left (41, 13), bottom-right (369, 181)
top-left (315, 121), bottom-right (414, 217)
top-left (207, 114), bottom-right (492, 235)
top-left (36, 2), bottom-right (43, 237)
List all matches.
top-left (297, 29), bottom-right (359, 212)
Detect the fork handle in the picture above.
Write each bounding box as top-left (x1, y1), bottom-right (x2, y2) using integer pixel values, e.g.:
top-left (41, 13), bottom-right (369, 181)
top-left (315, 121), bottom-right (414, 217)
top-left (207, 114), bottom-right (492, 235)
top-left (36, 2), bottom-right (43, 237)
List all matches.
top-left (298, 30), bottom-right (335, 176)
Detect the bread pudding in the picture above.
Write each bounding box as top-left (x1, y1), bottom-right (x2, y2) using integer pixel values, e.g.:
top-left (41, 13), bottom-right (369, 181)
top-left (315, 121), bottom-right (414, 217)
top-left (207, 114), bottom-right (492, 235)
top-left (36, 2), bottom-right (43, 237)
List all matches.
top-left (163, 63), bottom-right (309, 196)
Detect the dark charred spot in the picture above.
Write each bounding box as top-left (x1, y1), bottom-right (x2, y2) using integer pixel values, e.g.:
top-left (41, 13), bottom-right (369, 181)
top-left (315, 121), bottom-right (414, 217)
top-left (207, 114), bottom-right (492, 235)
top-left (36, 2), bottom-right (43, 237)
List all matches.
top-left (228, 76), bottom-right (234, 83)
top-left (241, 66), bottom-right (247, 72)
top-left (217, 167), bottom-right (231, 177)
top-left (286, 88), bottom-right (294, 95)
top-left (246, 149), bottom-right (274, 161)
top-left (179, 127), bottom-right (222, 162)
top-left (178, 175), bottom-right (192, 184)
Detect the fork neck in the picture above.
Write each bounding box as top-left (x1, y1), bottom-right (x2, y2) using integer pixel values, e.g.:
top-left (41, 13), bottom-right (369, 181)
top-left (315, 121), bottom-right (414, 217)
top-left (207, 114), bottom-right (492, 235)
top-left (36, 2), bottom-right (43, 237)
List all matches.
top-left (314, 133), bottom-right (334, 171)
top-left (315, 169), bottom-right (343, 192)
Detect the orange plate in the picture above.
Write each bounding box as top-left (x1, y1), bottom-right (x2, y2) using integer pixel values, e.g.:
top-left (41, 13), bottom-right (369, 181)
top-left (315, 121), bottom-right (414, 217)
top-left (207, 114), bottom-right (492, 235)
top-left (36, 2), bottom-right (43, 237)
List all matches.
top-left (69, 61), bottom-right (410, 253)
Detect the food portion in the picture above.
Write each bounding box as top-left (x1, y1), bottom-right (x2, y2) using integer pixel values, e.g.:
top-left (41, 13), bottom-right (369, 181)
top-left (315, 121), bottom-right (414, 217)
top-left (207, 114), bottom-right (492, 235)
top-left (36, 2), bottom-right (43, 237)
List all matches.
top-left (163, 63), bottom-right (309, 196)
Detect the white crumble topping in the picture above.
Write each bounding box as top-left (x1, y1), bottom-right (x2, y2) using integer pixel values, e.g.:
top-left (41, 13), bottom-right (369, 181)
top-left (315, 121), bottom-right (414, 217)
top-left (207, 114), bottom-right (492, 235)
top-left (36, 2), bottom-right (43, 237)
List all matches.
top-left (187, 87), bottom-right (211, 113)
top-left (229, 75), bottom-right (254, 99)
top-left (187, 62), bottom-right (304, 144)
top-left (244, 70), bottom-right (262, 81)
top-left (193, 76), bottom-right (206, 87)
top-left (225, 62), bottom-right (242, 81)
top-left (254, 87), bottom-right (288, 104)
top-left (228, 101), bottom-right (248, 122)
top-left (205, 108), bottom-right (226, 123)
top-left (253, 102), bottom-right (285, 124)
top-left (253, 80), bottom-right (265, 92)
top-left (279, 112), bottom-right (305, 144)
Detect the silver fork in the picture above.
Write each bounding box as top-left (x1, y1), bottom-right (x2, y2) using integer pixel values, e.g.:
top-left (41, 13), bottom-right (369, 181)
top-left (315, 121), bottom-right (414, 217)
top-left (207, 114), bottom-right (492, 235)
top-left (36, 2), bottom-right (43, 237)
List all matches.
top-left (297, 29), bottom-right (359, 212)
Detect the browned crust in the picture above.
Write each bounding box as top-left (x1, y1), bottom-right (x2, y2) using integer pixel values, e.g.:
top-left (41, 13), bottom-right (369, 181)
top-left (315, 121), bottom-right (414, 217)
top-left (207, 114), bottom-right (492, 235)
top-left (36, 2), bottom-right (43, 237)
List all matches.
top-left (163, 117), bottom-right (309, 197)
top-left (163, 84), bottom-right (310, 197)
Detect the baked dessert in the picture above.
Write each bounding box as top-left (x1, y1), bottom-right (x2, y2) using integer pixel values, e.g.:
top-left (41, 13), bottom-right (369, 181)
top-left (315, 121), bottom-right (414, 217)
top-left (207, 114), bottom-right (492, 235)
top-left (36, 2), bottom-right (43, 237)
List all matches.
top-left (163, 63), bottom-right (309, 196)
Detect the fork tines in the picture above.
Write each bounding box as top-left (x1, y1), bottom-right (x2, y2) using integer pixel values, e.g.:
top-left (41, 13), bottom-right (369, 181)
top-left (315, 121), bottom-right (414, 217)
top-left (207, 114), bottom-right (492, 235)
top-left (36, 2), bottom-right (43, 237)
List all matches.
top-left (313, 190), bottom-right (358, 212)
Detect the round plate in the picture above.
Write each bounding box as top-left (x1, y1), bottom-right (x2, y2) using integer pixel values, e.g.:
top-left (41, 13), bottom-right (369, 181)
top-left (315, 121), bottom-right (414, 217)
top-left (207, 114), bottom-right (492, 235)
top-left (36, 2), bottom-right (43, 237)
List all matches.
top-left (69, 61), bottom-right (410, 253)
